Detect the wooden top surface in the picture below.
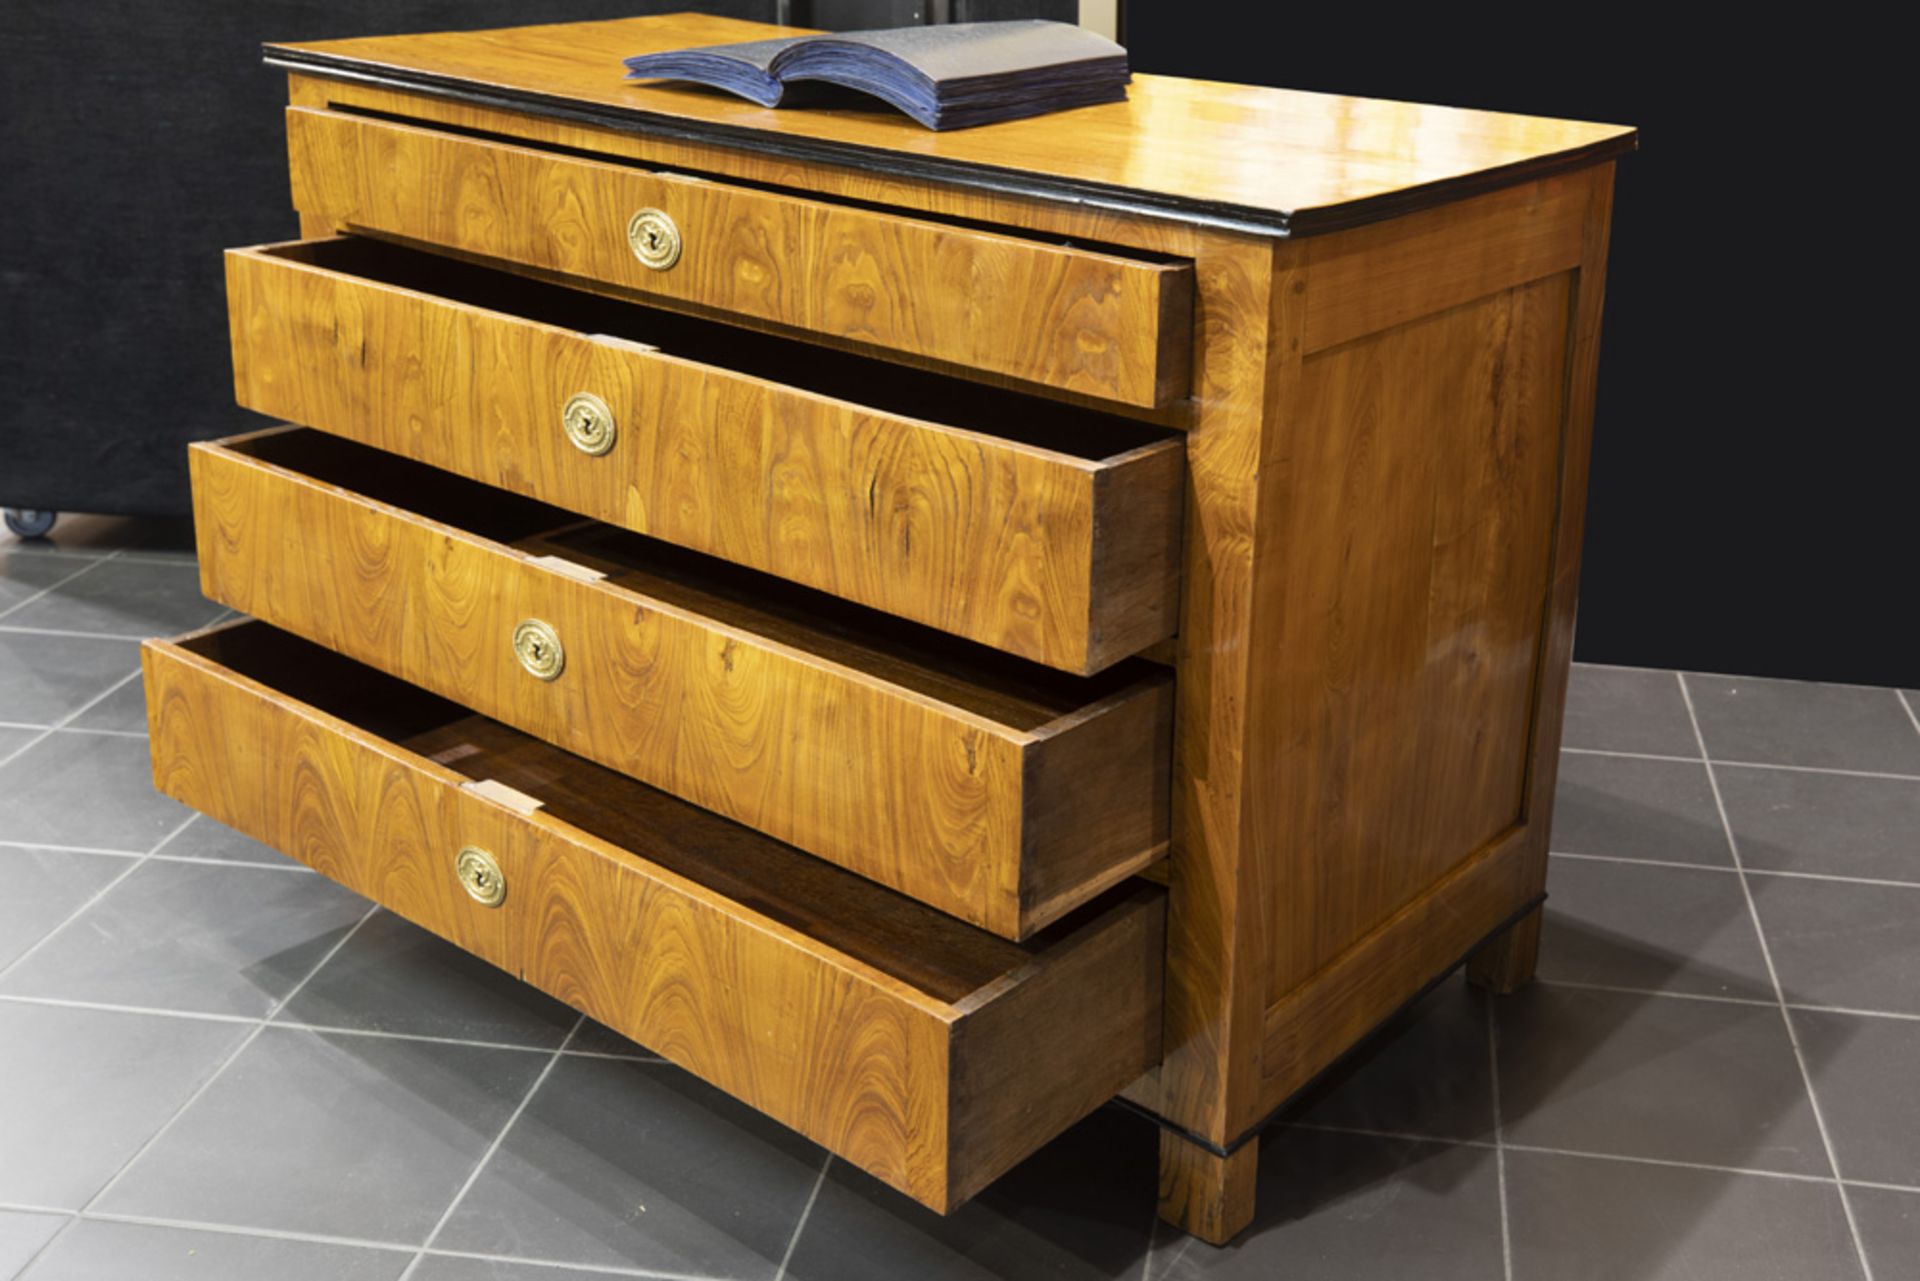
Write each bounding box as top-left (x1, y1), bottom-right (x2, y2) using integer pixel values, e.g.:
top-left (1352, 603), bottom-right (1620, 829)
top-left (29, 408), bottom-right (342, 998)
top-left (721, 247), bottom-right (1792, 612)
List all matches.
top-left (266, 13), bottom-right (1635, 236)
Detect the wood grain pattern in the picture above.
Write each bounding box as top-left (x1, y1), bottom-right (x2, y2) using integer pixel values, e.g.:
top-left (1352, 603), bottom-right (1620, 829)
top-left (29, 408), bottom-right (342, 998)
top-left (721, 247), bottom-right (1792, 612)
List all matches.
top-left (1496, 163), bottom-right (1620, 991)
top-left (1260, 826), bottom-right (1532, 1098)
top-left (1158, 1132), bottom-right (1257, 1245)
top-left (285, 106), bottom-right (1194, 408)
top-left (1127, 232), bottom-right (1291, 1236)
top-left (189, 427), bottom-right (1172, 938)
top-left (225, 236), bottom-right (1184, 673)
top-left (1139, 165), bottom-right (1615, 1244)
top-left (268, 13), bottom-right (1635, 235)
top-left (143, 619), bottom-right (1164, 1211)
top-left (1235, 169), bottom-right (1613, 1146)
top-left (1259, 272), bottom-right (1571, 1003)
top-left (286, 73), bottom-right (1211, 282)
top-left (1466, 902), bottom-right (1544, 994)
top-left (1301, 171), bottom-right (1588, 354)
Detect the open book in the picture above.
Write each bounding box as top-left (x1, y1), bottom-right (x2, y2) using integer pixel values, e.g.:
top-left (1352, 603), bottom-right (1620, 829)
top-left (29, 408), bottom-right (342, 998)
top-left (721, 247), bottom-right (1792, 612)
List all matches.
top-left (621, 20), bottom-right (1129, 131)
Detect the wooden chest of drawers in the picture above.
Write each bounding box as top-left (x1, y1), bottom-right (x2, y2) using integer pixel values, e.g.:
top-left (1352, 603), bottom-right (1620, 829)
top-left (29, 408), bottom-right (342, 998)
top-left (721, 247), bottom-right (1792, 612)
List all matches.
top-left (143, 12), bottom-right (1633, 1244)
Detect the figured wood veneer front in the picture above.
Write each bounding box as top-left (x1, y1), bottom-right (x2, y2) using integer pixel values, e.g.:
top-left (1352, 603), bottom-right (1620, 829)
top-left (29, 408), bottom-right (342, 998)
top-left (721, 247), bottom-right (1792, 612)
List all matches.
top-left (142, 622), bottom-right (1164, 1210)
top-left (188, 429), bottom-right (1172, 938)
top-left (224, 238), bottom-right (1184, 674)
top-left (285, 107), bottom-right (1194, 409)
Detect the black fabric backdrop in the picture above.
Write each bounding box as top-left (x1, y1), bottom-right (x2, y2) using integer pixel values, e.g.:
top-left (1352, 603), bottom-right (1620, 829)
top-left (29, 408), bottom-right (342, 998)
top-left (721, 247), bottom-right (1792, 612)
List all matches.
top-left (0, 1), bottom-right (777, 519)
top-left (1120, 6), bottom-right (1914, 688)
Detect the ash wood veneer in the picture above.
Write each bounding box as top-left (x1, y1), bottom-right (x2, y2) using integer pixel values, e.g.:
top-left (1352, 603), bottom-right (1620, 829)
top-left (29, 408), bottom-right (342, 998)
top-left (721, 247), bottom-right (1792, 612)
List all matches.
top-left (148, 16), bottom-right (1632, 1247)
top-left (286, 106), bottom-right (1194, 408)
top-left (189, 426), bottom-right (1171, 939)
top-left (143, 621), bottom-right (1164, 1210)
top-left (224, 236), bottom-right (1184, 674)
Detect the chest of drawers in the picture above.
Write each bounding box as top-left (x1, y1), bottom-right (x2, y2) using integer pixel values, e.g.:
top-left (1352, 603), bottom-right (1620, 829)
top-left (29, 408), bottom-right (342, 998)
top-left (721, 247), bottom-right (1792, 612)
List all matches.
top-left (142, 12), bottom-right (1633, 1245)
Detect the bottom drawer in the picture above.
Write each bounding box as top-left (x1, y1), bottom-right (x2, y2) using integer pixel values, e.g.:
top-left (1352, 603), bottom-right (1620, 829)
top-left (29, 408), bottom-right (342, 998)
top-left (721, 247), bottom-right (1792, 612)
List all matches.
top-left (143, 620), bottom-right (1164, 1212)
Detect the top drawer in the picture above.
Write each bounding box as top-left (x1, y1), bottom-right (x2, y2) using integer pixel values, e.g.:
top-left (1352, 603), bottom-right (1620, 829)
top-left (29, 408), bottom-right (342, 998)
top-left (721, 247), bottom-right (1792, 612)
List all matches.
top-left (287, 107), bottom-right (1194, 409)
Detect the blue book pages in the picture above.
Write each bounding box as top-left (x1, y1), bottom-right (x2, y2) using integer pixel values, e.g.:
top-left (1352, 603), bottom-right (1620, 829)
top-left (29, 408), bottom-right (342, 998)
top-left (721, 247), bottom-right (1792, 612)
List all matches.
top-left (621, 20), bottom-right (1129, 131)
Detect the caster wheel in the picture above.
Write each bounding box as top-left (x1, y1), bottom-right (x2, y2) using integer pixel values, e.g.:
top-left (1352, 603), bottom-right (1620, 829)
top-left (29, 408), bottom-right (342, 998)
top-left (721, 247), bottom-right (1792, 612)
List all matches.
top-left (4, 509), bottom-right (58, 539)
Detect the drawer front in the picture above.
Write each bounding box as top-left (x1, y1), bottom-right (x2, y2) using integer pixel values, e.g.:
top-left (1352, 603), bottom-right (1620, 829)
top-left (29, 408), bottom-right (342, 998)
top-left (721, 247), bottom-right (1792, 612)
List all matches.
top-left (286, 107), bottom-right (1193, 409)
top-left (143, 621), bottom-right (1165, 1211)
top-left (225, 237), bottom-right (1184, 675)
top-left (190, 428), bottom-right (1172, 939)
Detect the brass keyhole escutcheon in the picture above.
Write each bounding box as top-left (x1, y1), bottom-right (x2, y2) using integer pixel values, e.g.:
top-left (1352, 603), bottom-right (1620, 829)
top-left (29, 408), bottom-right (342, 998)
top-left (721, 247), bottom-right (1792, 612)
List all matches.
top-left (512, 618), bottom-right (565, 681)
top-left (455, 845), bottom-right (507, 908)
top-left (627, 207), bottom-right (682, 270)
top-left (561, 391), bottom-right (617, 456)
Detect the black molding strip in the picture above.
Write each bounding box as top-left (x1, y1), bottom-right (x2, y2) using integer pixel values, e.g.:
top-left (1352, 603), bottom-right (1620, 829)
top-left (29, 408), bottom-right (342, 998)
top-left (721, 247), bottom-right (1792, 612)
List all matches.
top-left (1112, 891), bottom-right (1548, 1158)
top-left (264, 48), bottom-right (1636, 240)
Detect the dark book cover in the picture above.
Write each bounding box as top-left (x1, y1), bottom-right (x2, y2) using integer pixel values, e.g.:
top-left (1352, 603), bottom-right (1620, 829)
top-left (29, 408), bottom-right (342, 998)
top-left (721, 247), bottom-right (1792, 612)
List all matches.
top-left (622, 20), bottom-right (1129, 131)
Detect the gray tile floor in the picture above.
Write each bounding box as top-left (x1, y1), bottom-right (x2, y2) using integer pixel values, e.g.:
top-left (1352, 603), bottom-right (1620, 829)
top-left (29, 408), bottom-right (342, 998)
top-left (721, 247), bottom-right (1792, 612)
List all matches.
top-left (2, 517), bottom-right (1915, 1281)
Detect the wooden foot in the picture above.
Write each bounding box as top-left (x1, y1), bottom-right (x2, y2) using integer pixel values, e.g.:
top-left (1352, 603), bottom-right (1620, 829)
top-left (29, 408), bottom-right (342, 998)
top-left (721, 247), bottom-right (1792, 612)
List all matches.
top-left (1467, 904), bottom-right (1543, 994)
top-left (1157, 1129), bottom-right (1257, 1245)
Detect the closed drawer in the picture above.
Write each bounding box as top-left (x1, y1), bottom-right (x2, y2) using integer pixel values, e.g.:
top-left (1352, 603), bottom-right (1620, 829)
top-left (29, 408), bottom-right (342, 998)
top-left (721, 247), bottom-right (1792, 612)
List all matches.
top-left (226, 236), bottom-right (1183, 675)
top-left (143, 620), bottom-right (1164, 1212)
top-left (191, 427), bottom-right (1172, 939)
top-left (287, 107), bottom-right (1194, 409)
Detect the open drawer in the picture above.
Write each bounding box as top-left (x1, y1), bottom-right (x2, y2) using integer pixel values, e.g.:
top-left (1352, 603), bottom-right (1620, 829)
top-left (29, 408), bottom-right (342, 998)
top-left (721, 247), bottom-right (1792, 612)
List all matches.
top-left (227, 235), bottom-right (1184, 674)
top-left (143, 620), bottom-right (1164, 1212)
top-left (284, 106), bottom-right (1193, 409)
top-left (189, 427), bottom-right (1172, 939)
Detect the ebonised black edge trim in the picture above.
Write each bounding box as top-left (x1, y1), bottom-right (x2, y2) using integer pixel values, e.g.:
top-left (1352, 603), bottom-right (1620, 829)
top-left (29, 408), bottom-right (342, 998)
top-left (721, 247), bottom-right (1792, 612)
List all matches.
top-left (263, 47), bottom-right (1636, 240)
top-left (1111, 890), bottom-right (1549, 1158)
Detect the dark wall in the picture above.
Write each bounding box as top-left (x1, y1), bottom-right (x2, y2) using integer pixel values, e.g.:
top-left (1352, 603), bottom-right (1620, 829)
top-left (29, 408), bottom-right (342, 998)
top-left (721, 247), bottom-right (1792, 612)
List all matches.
top-left (0, 1), bottom-right (775, 519)
top-left (1124, 8), bottom-right (1914, 688)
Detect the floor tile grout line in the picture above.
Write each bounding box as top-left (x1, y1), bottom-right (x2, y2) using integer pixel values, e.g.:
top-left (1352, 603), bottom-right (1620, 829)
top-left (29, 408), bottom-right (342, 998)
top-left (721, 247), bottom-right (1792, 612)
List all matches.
top-left (1279, 1120), bottom-right (1863, 1187)
top-left (1710, 757), bottom-right (1920, 783)
top-left (1532, 978), bottom-right (1780, 1008)
top-left (0, 989), bottom-right (667, 1059)
top-left (0, 993), bottom-right (657, 1055)
top-left (76, 901), bottom-right (383, 1216)
top-left (1898, 689), bottom-right (1920, 740)
top-left (0, 1200), bottom-right (724, 1280)
top-left (1676, 671), bottom-right (1876, 1281)
top-left (0, 835), bottom-right (318, 871)
top-left (399, 1012), bottom-right (590, 1281)
top-left (1137, 1199), bottom-right (1167, 1281)
top-left (0, 623), bottom-right (166, 643)
top-left (417, 1246), bottom-right (718, 1279)
top-left (1560, 745), bottom-right (1704, 764)
top-left (0, 838), bottom-right (146, 858)
top-left (1487, 997), bottom-right (1515, 1281)
top-left (49, 1208), bottom-right (418, 1256)
top-left (0, 723), bottom-right (145, 741)
top-left (1785, 1002), bottom-right (1920, 1024)
top-left (1551, 848), bottom-right (1920, 892)
top-left (0, 994), bottom-right (257, 1025)
top-left (1501, 1142), bottom-right (1844, 1187)
top-left (0, 665), bottom-right (144, 772)
top-left (773, 1155), bottom-right (833, 1281)
top-left (3, 1201), bottom-right (78, 1281)
top-left (0, 557), bottom-right (110, 625)
top-left (144, 851), bottom-right (314, 872)
top-left (1561, 743), bottom-right (1920, 783)
top-left (1845, 1177), bottom-right (1920, 1196)
top-left (0, 806), bottom-right (199, 987)
top-left (3, 888), bottom-right (374, 1277)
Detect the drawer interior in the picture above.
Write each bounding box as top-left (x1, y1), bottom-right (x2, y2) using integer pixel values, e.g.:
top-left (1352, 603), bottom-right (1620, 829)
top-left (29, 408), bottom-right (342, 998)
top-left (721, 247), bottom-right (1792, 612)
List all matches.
top-left (226, 428), bottom-right (1161, 730)
top-left (256, 237), bottom-right (1174, 462)
top-left (177, 620), bottom-right (1116, 1002)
